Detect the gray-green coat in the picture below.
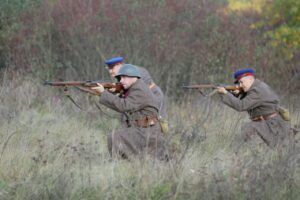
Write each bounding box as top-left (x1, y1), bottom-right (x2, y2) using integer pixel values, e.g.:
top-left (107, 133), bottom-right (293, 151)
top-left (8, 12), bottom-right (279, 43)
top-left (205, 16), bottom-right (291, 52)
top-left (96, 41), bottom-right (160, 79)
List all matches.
top-left (221, 79), bottom-right (293, 149)
top-left (99, 79), bottom-right (165, 160)
top-left (138, 66), bottom-right (167, 119)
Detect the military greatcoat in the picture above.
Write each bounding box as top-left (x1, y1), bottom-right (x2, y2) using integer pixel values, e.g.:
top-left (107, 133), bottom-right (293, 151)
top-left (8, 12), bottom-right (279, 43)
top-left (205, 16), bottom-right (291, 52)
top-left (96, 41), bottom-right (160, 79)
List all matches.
top-left (221, 79), bottom-right (293, 149)
top-left (138, 66), bottom-right (167, 119)
top-left (99, 79), bottom-right (165, 160)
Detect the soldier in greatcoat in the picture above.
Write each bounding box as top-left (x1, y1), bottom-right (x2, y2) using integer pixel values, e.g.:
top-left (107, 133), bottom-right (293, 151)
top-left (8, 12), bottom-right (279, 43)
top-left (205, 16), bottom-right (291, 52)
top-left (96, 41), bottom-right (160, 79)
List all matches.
top-left (217, 68), bottom-right (294, 150)
top-left (92, 64), bottom-right (166, 160)
top-left (104, 57), bottom-right (168, 133)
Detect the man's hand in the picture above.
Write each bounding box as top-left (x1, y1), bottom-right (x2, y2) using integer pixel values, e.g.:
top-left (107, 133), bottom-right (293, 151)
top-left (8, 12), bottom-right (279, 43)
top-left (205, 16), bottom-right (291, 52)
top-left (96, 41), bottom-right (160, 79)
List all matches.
top-left (232, 89), bottom-right (240, 95)
top-left (91, 83), bottom-right (105, 95)
top-left (108, 83), bottom-right (117, 93)
top-left (216, 87), bottom-right (228, 94)
top-left (231, 89), bottom-right (241, 97)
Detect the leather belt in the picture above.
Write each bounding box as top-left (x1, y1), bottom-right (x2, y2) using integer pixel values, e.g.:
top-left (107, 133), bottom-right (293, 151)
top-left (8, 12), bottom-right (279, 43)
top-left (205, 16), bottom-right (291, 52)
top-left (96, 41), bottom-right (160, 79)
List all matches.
top-left (252, 112), bottom-right (277, 121)
top-left (127, 116), bottom-right (158, 128)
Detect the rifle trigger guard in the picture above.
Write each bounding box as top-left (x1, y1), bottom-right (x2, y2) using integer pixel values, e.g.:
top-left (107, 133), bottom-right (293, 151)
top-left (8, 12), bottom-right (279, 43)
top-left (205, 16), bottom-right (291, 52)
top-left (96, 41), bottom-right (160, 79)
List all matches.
top-left (63, 86), bottom-right (69, 93)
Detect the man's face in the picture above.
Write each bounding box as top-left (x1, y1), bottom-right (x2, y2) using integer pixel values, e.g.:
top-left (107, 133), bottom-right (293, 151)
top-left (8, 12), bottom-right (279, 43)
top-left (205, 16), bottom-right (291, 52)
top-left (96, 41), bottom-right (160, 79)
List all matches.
top-left (106, 63), bottom-right (122, 78)
top-left (238, 76), bottom-right (254, 92)
top-left (119, 76), bottom-right (138, 89)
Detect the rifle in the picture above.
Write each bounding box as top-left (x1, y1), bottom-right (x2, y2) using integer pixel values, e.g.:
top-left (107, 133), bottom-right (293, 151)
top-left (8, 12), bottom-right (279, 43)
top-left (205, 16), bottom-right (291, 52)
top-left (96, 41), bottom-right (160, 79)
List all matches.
top-left (181, 84), bottom-right (243, 96)
top-left (44, 80), bottom-right (124, 95)
top-left (182, 84), bottom-right (241, 91)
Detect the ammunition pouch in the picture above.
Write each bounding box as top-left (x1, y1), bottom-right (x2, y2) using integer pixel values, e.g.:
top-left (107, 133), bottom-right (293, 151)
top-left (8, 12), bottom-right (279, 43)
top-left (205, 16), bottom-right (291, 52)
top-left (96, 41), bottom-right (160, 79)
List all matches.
top-left (277, 106), bottom-right (291, 121)
top-left (159, 117), bottom-right (169, 134)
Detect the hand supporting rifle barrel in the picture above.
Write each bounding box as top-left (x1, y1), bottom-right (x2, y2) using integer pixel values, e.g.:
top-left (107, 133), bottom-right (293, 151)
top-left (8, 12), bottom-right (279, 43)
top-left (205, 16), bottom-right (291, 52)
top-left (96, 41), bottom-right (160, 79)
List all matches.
top-left (44, 80), bottom-right (125, 110)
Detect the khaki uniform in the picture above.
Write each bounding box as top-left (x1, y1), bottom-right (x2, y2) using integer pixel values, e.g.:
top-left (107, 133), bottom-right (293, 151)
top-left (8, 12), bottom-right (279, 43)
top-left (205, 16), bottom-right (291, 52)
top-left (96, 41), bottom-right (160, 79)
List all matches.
top-left (99, 79), bottom-right (166, 160)
top-left (221, 79), bottom-right (293, 149)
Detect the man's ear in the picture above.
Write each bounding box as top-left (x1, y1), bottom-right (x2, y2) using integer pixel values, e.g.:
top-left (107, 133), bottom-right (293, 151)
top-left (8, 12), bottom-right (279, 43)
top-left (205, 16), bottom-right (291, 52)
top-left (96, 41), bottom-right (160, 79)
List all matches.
top-left (116, 76), bottom-right (121, 82)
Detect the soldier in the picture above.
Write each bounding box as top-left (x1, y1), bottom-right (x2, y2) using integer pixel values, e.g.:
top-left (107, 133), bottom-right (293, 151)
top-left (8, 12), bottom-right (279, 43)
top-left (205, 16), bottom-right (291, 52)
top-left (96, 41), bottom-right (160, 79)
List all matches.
top-left (104, 56), bottom-right (168, 133)
top-left (91, 64), bottom-right (166, 160)
top-left (217, 68), bottom-right (294, 150)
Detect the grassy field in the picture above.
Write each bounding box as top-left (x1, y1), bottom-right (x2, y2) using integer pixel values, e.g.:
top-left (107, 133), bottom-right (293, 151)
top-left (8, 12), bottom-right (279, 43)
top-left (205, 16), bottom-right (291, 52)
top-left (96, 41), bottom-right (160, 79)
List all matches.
top-left (0, 0), bottom-right (299, 199)
top-left (0, 76), bottom-right (299, 200)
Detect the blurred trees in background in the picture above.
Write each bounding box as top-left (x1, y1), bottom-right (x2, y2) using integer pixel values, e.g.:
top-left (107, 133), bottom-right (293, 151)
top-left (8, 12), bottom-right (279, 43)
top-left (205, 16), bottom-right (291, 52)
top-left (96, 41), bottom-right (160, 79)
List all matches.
top-left (256, 0), bottom-right (300, 59)
top-left (0, 0), bottom-right (41, 69)
top-left (229, 0), bottom-right (300, 59)
top-left (0, 0), bottom-right (299, 100)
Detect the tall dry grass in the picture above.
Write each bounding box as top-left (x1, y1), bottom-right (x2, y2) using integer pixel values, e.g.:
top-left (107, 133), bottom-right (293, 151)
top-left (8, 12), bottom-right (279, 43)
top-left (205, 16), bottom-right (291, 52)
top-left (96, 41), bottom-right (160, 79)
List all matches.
top-left (0, 0), bottom-right (300, 199)
top-left (0, 74), bottom-right (299, 199)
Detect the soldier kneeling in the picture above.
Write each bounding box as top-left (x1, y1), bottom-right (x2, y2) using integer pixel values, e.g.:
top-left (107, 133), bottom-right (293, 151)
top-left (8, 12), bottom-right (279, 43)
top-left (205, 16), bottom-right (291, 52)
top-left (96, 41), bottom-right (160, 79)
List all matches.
top-left (217, 68), bottom-right (294, 151)
top-left (92, 64), bottom-right (166, 160)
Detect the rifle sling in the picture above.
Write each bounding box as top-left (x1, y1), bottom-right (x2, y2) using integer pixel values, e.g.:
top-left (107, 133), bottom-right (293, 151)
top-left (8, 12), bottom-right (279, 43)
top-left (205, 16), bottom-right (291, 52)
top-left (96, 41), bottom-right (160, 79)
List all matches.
top-left (63, 88), bottom-right (83, 110)
top-left (63, 87), bottom-right (117, 118)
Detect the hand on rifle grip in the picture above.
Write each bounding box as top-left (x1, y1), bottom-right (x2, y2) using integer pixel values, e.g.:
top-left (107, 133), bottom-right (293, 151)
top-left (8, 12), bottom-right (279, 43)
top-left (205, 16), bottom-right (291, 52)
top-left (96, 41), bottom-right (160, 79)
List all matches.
top-left (108, 83), bottom-right (117, 93)
top-left (233, 89), bottom-right (240, 94)
top-left (231, 89), bottom-right (240, 96)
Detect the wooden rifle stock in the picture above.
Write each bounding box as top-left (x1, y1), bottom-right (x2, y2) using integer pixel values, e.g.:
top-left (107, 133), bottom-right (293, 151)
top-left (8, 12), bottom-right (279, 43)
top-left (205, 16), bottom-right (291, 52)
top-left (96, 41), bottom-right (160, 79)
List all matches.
top-left (181, 84), bottom-right (242, 92)
top-left (44, 80), bottom-right (124, 95)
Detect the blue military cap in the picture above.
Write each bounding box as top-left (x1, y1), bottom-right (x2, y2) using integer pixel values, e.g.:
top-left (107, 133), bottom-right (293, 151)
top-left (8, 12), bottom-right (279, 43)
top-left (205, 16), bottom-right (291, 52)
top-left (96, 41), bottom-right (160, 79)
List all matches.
top-left (233, 68), bottom-right (255, 83)
top-left (104, 56), bottom-right (124, 66)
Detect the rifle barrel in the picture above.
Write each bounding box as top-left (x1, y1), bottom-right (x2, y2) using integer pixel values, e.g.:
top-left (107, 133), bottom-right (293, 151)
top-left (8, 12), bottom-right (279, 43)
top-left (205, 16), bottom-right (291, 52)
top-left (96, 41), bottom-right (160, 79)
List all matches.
top-left (44, 80), bottom-right (124, 94)
top-left (182, 84), bottom-right (241, 91)
top-left (181, 84), bottom-right (216, 89)
top-left (44, 80), bottom-right (113, 86)
top-left (44, 81), bottom-right (86, 86)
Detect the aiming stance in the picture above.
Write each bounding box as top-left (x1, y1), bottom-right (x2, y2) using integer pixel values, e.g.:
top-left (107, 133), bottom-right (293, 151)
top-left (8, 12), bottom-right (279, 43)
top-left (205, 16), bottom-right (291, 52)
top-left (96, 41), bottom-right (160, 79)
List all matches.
top-left (217, 68), bottom-right (293, 150)
top-left (92, 64), bottom-right (166, 160)
top-left (104, 57), bottom-right (168, 133)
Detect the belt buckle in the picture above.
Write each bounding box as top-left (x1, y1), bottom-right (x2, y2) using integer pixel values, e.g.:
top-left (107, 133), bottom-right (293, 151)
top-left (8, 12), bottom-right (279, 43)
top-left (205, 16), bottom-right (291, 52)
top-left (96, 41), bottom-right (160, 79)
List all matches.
top-left (252, 116), bottom-right (264, 121)
top-left (149, 119), bottom-right (155, 126)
